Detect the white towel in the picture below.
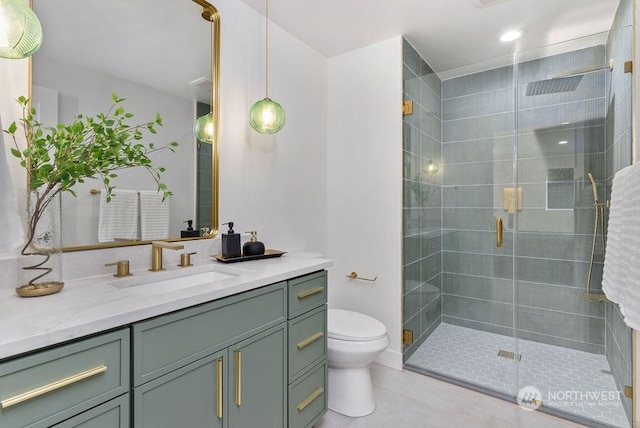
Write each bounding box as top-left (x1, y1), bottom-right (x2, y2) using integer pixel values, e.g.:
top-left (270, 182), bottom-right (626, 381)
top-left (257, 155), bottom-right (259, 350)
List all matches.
top-left (139, 190), bottom-right (169, 241)
top-left (601, 166), bottom-right (630, 304)
top-left (0, 116), bottom-right (24, 252)
top-left (603, 163), bottom-right (640, 330)
top-left (97, 189), bottom-right (139, 242)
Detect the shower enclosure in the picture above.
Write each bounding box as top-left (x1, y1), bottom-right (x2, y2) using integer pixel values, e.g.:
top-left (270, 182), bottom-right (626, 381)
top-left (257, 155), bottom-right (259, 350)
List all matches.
top-left (401, 2), bottom-right (633, 427)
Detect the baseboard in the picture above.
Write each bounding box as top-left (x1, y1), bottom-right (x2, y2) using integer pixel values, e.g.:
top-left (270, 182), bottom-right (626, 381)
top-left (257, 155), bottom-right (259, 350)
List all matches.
top-left (375, 348), bottom-right (402, 371)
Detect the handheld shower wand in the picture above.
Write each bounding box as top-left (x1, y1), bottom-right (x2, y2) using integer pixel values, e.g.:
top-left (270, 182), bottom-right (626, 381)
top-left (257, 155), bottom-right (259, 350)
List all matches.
top-left (584, 173), bottom-right (609, 303)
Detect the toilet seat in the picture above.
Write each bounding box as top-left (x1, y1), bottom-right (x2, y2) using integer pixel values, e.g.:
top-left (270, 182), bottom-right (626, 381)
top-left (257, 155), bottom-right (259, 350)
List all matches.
top-left (328, 309), bottom-right (387, 341)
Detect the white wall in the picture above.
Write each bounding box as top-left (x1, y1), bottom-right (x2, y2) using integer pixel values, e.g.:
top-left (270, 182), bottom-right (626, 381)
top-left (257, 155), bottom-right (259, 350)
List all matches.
top-left (0, 58), bottom-right (28, 202)
top-left (327, 36), bottom-right (404, 370)
top-left (216, 0), bottom-right (328, 255)
top-left (0, 0), bottom-right (328, 282)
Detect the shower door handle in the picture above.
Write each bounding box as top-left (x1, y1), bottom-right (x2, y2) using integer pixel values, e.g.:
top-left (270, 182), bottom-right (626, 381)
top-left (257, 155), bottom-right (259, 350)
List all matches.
top-left (496, 217), bottom-right (503, 249)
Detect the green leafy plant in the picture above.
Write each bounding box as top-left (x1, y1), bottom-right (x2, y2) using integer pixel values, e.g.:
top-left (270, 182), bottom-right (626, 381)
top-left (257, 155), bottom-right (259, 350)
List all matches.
top-left (4, 93), bottom-right (178, 287)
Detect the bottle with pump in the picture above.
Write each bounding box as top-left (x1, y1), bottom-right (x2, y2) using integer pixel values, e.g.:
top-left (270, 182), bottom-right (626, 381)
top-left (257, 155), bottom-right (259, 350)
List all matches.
top-left (221, 222), bottom-right (241, 258)
top-left (181, 220), bottom-right (200, 238)
top-left (243, 231), bottom-right (265, 256)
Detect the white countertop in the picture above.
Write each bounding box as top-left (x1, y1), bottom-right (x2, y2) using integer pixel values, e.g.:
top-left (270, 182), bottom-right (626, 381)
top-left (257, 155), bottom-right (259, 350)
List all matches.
top-left (0, 255), bottom-right (332, 361)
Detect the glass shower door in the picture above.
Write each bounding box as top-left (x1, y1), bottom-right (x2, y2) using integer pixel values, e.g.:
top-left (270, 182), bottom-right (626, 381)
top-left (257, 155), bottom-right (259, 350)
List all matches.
top-left (402, 38), bottom-right (520, 399)
top-left (513, 25), bottom-right (633, 427)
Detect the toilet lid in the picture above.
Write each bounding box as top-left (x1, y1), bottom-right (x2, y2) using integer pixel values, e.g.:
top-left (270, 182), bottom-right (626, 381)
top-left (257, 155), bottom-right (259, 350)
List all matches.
top-left (328, 309), bottom-right (387, 341)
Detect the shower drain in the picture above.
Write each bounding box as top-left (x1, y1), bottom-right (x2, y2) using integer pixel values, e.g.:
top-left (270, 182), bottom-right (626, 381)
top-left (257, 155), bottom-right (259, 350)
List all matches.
top-left (498, 349), bottom-right (522, 361)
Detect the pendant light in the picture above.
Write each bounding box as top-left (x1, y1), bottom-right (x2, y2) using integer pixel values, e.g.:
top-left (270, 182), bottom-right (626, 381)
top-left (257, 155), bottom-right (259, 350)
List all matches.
top-left (0, 0), bottom-right (43, 59)
top-left (249, 0), bottom-right (285, 134)
top-left (194, 111), bottom-right (214, 143)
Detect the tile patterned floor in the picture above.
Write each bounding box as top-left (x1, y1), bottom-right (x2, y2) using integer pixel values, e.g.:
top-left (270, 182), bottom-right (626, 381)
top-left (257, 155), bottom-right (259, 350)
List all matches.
top-left (317, 363), bottom-right (584, 428)
top-left (406, 323), bottom-right (630, 428)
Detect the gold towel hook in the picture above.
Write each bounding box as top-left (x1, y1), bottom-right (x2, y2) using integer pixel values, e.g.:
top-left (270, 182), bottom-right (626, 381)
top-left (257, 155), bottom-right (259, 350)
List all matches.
top-left (347, 272), bottom-right (377, 282)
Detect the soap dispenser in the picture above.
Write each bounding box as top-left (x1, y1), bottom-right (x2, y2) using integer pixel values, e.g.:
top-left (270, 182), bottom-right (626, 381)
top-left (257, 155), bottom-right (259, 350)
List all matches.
top-left (181, 220), bottom-right (200, 238)
top-left (243, 231), bottom-right (265, 256)
top-left (221, 222), bottom-right (241, 258)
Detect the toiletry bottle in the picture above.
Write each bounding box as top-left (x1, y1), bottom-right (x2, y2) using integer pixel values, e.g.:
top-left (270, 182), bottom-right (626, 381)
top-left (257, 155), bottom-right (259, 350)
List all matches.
top-left (243, 231), bottom-right (265, 256)
top-left (181, 220), bottom-right (200, 238)
top-left (221, 222), bottom-right (241, 258)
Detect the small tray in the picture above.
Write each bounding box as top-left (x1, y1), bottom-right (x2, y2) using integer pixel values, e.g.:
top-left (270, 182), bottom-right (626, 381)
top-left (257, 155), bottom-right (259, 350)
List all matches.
top-left (212, 249), bottom-right (286, 263)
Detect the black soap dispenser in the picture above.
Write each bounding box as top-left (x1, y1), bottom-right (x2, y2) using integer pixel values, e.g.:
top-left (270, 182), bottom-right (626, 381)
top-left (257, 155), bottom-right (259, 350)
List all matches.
top-left (221, 222), bottom-right (241, 259)
top-left (181, 220), bottom-right (200, 238)
top-left (243, 231), bottom-right (265, 256)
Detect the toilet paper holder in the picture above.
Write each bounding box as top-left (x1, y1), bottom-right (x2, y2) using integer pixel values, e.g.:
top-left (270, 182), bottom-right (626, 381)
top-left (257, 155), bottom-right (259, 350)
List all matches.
top-left (347, 271), bottom-right (377, 282)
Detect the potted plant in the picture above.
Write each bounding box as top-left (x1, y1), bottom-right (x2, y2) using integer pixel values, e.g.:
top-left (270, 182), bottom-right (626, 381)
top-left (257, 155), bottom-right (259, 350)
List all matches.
top-left (4, 93), bottom-right (178, 297)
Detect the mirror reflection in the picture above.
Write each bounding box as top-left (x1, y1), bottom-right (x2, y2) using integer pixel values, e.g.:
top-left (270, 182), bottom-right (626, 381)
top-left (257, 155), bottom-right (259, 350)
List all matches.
top-left (31, 0), bottom-right (216, 249)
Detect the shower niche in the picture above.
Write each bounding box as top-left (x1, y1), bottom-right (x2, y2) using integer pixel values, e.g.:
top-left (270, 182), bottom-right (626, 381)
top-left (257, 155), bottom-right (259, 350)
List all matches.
top-left (546, 168), bottom-right (575, 210)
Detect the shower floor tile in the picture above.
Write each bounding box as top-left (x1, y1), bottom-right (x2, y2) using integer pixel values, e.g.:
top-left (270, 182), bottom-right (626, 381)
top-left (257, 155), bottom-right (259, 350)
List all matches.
top-left (406, 323), bottom-right (630, 428)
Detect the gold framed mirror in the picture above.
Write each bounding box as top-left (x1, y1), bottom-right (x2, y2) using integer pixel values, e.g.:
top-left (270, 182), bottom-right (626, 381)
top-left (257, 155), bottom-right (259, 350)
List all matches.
top-left (29, 0), bottom-right (219, 251)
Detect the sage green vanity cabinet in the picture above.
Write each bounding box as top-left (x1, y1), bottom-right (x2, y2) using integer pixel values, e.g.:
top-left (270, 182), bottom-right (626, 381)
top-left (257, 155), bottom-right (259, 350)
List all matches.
top-left (134, 325), bottom-right (286, 428)
top-left (287, 271), bottom-right (328, 428)
top-left (0, 329), bottom-right (129, 428)
top-left (0, 269), bottom-right (329, 428)
top-left (132, 282), bottom-right (287, 387)
top-left (132, 283), bottom-right (288, 428)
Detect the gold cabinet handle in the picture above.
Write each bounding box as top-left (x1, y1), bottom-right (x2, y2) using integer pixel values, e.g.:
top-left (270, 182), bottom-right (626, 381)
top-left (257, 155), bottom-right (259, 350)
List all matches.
top-left (216, 358), bottom-right (223, 418)
top-left (496, 217), bottom-right (503, 249)
top-left (0, 365), bottom-right (107, 409)
top-left (297, 332), bottom-right (324, 350)
top-left (297, 387), bottom-right (324, 411)
top-left (234, 351), bottom-right (242, 406)
top-left (297, 286), bottom-right (324, 299)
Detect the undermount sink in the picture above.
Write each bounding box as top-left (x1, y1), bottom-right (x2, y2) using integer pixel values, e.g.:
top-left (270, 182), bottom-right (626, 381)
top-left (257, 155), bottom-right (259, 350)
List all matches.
top-left (110, 264), bottom-right (248, 293)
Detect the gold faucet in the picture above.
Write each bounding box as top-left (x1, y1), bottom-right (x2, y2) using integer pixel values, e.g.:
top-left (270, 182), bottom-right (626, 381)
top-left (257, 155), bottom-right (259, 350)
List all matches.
top-left (105, 260), bottom-right (132, 277)
top-left (150, 241), bottom-right (185, 272)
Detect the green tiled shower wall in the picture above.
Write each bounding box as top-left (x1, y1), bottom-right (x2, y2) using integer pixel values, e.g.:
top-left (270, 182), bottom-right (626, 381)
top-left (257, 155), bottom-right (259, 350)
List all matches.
top-left (196, 101), bottom-right (213, 232)
top-left (442, 44), bottom-right (609, 354)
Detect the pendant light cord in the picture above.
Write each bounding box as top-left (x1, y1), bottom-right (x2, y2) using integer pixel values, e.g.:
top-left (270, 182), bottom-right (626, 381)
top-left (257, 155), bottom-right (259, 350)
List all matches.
top-left (265, 0), bottom-right (269, 99)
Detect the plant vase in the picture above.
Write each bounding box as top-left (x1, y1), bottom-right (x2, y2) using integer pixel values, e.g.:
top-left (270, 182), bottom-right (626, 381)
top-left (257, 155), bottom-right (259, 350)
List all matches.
top-left (16, 189), bottom-right (64, 297)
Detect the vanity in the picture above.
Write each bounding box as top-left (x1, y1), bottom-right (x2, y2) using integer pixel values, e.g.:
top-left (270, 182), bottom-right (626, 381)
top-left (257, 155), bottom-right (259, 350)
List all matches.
top-left (0, 255), bottom-right (331, 428)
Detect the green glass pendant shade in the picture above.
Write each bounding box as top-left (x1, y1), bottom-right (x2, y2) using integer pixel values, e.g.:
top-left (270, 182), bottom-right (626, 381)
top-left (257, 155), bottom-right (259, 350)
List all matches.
top-left (0, 0), bottom-right (43, 59)
top-left (194, 112), bottom-right (215, 143)
top-left (249, 98), bottom-right (286, 134)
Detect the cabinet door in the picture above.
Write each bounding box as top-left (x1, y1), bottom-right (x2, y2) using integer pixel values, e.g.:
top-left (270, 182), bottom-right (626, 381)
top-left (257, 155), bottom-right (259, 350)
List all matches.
top-left (53, 394), bottom-right (130, 428)
top-left (229, 324), bottom-right (287, 428)
top-left (134, 350), bottom-right (226, 428)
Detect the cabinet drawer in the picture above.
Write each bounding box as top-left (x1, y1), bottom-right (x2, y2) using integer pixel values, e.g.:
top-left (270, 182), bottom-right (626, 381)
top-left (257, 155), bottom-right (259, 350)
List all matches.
top-left (0, 329), bottom-right (129, 428)
top-left (288, 306), bottom-right (326, 382)
top-left (53, 394), bottom-right (130, 428)
top-left (288, 271), bottom-right (326, 318)
top-left (288, 361), bottom-right (327, 428)
top-left (133, 282), bottom-right (286, 386)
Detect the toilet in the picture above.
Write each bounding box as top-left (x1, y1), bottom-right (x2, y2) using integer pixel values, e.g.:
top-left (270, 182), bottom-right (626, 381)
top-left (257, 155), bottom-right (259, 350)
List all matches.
top-left (327, 309), bottom-right (389, 417)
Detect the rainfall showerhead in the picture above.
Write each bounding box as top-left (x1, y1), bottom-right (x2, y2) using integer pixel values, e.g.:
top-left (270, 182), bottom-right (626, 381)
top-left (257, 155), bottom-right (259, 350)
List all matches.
top-left (525, 75), bottom-right (583, 96)
top-left (525, 63), bottom-right (611, 96)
